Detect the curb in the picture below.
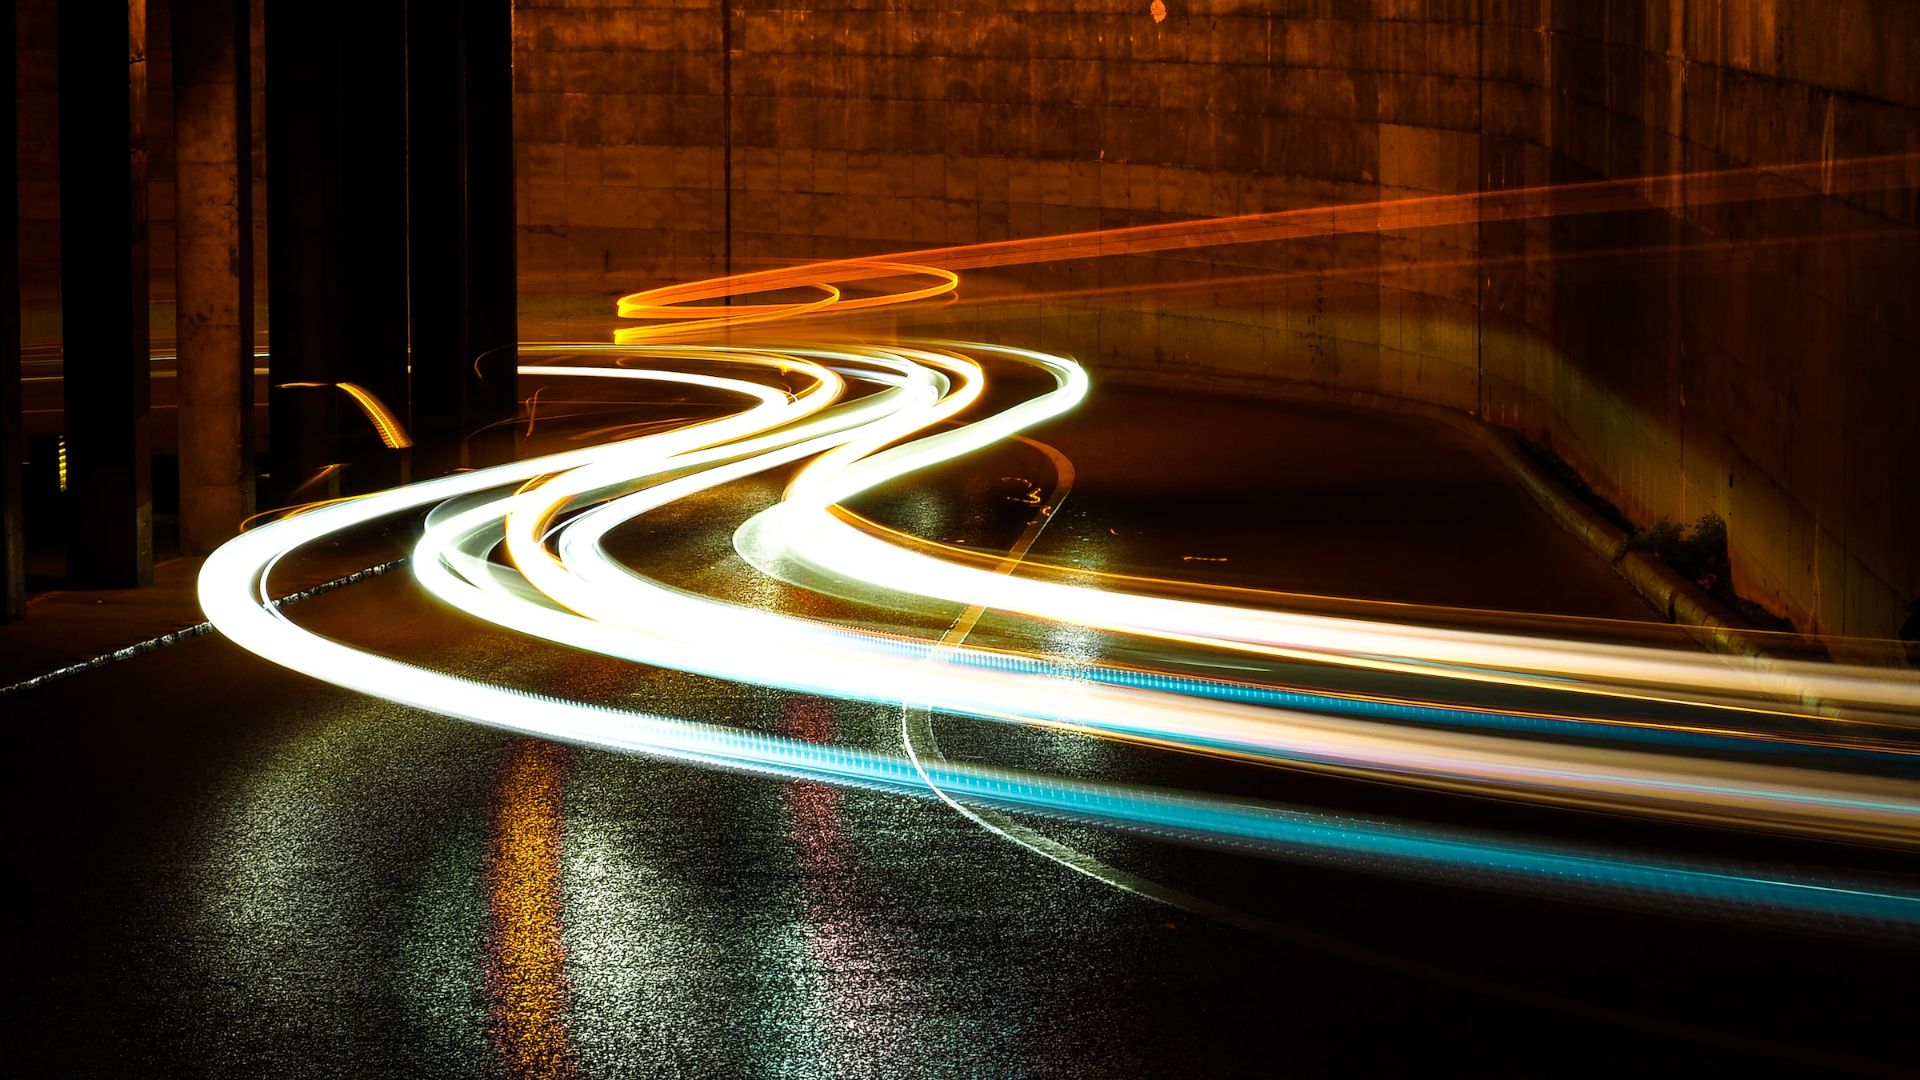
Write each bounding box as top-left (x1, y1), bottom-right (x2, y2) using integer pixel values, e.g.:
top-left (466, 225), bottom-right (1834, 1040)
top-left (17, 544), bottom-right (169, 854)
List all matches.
top-left (1090, 364), bottom-right (1766, 661)
top-left (0, 558), bottom-right (407, 697)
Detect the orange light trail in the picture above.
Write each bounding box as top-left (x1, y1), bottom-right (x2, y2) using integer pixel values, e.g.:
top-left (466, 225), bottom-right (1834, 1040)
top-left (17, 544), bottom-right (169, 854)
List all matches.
top-left (199, 155), bottom-right (1920, 937)
top-left (276, 380), bottom-right (413, 449)
top-left (613, 153), bottom-right (1918, 341)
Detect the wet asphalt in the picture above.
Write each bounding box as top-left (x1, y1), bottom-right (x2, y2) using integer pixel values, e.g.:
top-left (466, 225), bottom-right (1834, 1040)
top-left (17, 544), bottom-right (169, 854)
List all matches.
top-left (12, 381), bottom-right (1916, 1077)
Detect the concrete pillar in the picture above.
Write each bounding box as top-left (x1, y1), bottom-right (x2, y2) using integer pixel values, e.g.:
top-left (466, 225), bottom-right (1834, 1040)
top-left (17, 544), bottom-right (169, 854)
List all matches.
top-left (2, 3), bottom-right (25, 618)
top-left (462, 0), bottom-right (519, 470)
top-left (172, 0), bottom-right (254, 552)
top-left (407, 0), bottom-right (518, 479)
top-left (59, 0), bottom-right (153, 587)
top-left (264, 1), bottom-right (408, 504)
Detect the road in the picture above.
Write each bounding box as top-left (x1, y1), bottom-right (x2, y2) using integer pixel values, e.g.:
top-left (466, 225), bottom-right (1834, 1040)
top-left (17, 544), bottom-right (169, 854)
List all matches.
top-left (13, 349), bottom-right (1920, 1077)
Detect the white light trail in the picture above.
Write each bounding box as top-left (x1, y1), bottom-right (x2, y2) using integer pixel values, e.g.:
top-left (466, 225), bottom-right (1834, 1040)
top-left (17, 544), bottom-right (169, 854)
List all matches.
top-left (199, 337), bottom-right (1920, 935)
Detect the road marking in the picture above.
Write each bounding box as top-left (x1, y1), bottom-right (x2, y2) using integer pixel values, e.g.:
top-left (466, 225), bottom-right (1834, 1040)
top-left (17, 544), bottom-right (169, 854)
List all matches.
top-left (486, 738), bottom-right (580, 1080)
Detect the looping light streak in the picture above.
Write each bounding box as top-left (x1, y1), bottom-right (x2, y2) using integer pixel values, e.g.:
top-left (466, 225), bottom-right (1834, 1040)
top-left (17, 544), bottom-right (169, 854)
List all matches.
top-left (202, 338), bottom-right (1920, 939)
top-left (204, 174), bottom-right (1920, 936)
top-left (467, 349), bottom-right (1920, 848)
top-left (614, 261), bottom-right (959, 343)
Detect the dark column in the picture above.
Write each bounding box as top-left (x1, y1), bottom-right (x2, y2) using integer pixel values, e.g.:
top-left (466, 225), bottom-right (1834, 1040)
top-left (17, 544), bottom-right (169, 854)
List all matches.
top-left (463, 0), bottom-right (520, 470)
top-left (2, 3), bottom-right (24, 617)
top-left (59, 0), bottom-right (153, 587)
top-left (407, 0), bottom-right (518, 479)
top-left (173, 0), bottom-right (254, 551)
top-left (722, 0), bottom-right (733, 282)
top-left (265, 1), bottom-right (408, 504)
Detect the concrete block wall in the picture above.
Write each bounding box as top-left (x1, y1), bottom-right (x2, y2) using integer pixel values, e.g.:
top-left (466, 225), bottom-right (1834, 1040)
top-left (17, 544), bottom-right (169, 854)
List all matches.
top-left (1477, 2), bottom-right (1920, 647)
top-left (12, 0), bottom-right (268, 338)
top-left (15, 2), bottom-right (1907, 639)
top-left (514, 0), bottom-right (1486, 410)
top-left (14, 0), bottom-right (61, 319)
top-left (514, 2), bottom-right (730, 286)
top-left (513, 0), bottom-right (1918, 645)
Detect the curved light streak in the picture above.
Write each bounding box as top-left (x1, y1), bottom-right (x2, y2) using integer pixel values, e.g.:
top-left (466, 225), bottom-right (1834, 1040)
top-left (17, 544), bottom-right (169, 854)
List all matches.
top-left (200, 346), bottom-right (1920, 939)
top-left (409, 348), bottom-right (1917, 849)
top-left (614, 261), bottom-right (960, 343)
top-left (200, 430), bottom-right (1920, 938)
top-left (201, 240), bottom-right (1920, 938)
top-left (278, 380), bottom-right (414, 449)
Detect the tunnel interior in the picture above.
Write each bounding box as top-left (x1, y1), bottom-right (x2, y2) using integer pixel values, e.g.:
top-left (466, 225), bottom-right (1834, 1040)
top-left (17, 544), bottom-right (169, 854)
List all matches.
top-left (9, 0), bottom-right (1916, 649)
top-left (7, 5), bottom-right (1920, 1076)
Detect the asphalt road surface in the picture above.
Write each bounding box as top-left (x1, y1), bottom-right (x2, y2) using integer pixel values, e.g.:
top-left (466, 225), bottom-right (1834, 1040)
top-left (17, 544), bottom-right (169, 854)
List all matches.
top-left (14, 382), bottom-right (1916, 1077)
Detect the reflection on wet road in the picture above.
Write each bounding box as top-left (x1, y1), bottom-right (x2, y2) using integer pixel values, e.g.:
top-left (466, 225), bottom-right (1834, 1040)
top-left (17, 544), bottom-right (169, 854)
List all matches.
top-left (489, 738), bottom-right (578, 1079)
top-left (200, 339), bottom-right (1920, 924)
top-left (16, 262), bottom-right (1920, 1076)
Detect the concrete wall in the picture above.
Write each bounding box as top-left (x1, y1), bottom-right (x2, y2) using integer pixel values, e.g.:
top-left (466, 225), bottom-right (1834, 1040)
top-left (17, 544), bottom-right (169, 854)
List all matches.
top-left (1481, 3), bottom-right (1920, 651)
top-left (514, 1), bottom-right (1499, 403)
top-left (14, 0), bottom-right (60, 317)
top-left (515, 0), bottom-right (1919, 646)
top-left (513, 1), bottom-right (1918, 646)
top-left (21, 3), bottom-right (1905, 639)
top-left (12, 0), bottom-right (268, 333)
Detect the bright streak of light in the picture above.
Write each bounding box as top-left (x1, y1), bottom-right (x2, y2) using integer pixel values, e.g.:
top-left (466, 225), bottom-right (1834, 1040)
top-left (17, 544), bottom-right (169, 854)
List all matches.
top-left (201, 164), bottom-right (1920, 937)
top-left (762, 486), bottom-right (1920, 721)
top-left (335, 381), bottom-right (414, 449)
top-left (609, 155), bottom-right (1919, 324)
top-left (200, 339), bottom-right (1920, 937)
top-left (613, 261), bottom-right (959, 343)
top-left (277, 380), bottom-right (414, 449)
top-left (446, 347), bottom-right (1919, 848)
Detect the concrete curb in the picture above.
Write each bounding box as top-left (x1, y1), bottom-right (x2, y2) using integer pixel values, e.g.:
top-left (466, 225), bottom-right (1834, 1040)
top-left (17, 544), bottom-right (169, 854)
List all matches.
top-left (1091, 364), bottom-right (1766, 661)
top-left (0, 558), bottom-right (407, 697)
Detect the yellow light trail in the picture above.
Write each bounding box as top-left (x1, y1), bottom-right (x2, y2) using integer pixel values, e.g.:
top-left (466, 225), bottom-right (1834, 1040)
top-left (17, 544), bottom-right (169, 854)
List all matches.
top-left (460, 345), bottom-right (1919, 847)
top-left (196, 340), bottom-right (1920, 934)
top-left (277, 380), bottom-right (413, 449)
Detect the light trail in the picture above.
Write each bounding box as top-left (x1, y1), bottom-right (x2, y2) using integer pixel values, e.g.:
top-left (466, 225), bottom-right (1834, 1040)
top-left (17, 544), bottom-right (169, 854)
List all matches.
top-left (199, 341), bottom-right (1920, 937)
top-left (277, 380), bottom-right (414, 449)
top-left (613, 261), bottom-right (959, 343)
top-left (756, 496), bottom-right (1920, 723)
top-left (609, 153), bottom-right (1919, 334)
top-left (200, 162), bottom-right (1920, 937)
top-left (405, 348), bottom-right (1918, 848)
top-left (813, 509), bottom-right (1919, 756)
